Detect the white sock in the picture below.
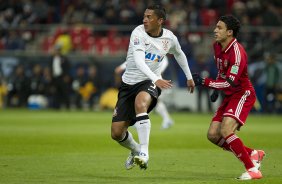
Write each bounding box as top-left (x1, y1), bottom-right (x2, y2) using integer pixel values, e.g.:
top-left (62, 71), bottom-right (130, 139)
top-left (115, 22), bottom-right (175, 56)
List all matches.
top-left (134, 113), bottom-right (151, 157)
top-left (155, 101), bottom-right (171, 122)
top-left (119, 131), bottom-right (140, 153)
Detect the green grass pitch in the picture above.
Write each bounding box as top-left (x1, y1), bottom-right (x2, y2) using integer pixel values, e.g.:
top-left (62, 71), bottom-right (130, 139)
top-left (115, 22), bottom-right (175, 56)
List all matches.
top-left (0, 109), bottom-right (281, 184)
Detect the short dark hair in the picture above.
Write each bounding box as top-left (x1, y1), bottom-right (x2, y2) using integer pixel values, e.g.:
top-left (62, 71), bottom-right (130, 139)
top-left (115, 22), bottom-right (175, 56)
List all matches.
top-left (219, 15), bottom-right (241, 37)
top-left (147, 4), bottom-right (166, 21)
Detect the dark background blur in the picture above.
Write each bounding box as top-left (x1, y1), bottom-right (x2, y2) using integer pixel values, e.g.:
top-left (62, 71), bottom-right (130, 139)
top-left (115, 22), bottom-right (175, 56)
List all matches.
top-left (0, 0), bottom-right (281, 113)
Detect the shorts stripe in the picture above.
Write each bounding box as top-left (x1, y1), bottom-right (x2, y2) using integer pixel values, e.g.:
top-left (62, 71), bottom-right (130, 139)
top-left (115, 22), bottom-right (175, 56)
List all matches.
top-left (235, 90), bottom-right (250, 117)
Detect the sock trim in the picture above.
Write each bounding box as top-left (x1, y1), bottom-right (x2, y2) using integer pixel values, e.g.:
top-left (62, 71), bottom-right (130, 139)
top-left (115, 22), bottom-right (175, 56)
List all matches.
top-left (136, 114), bottom-right (149, 122)
top-left (225, 133), bottom-right (238, 144)
top-left (136, 113), bottom-right (148, 117)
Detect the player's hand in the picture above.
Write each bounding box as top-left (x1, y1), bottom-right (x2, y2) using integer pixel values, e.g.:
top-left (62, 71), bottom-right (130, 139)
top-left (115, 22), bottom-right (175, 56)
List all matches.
top-left (155, 79), bottom-right (173, 89)
top-left (210, 90), bottom-right (219, 102)
top-left (192, 73), bottom-right (204, 86)
top-left (187, 79), bottom-right (195, 93)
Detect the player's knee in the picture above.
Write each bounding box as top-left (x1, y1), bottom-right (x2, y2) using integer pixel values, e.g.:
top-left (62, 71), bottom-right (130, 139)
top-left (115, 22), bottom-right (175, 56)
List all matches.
top-left (111, 129), bottom-right (123, 141)
top-left (134, 101), bottom-right (148, 112)
top-left (207, 131), bottom-right (220, 143)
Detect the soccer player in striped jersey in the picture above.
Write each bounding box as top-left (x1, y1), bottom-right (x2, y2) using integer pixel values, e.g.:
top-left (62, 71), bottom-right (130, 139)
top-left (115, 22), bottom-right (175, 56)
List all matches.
top-left (192, 15), bottom-right (265, 180)
top-left (111, 4), bottom-right (195, 170)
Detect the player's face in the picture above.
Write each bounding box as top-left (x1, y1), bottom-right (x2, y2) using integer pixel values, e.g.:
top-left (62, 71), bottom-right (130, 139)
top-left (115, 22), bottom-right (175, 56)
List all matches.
top-left (214, 21), bottom-right (232, 43)
top-left (143, 9), bottom-right (162, 35)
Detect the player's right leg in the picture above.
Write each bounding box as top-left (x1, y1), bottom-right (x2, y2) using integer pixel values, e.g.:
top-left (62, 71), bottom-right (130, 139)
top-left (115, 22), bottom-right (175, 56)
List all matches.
top-left (207, 121), bottom-right (222, 145)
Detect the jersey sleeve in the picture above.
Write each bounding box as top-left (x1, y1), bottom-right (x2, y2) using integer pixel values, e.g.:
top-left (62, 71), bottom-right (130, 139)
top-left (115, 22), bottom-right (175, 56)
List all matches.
top-left (204, 46), bottom-right (246, 89)
top-left (130, 28), bottom-right (146, 52)
top-left (168, 35), bottom-right (192, 80)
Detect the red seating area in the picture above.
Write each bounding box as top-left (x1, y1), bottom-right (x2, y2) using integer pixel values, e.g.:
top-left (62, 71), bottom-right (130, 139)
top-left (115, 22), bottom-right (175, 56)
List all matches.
top-left (42, 27), bottom-right (130, 55)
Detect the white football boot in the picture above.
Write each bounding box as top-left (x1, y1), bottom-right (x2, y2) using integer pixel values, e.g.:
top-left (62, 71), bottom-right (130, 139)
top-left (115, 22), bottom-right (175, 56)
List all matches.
top-left (125, 151), bottom-right (139, 170)
top-left (237, 169), bottom-right (262, 180)
top-left (134, 152), bottom-right (149, 170)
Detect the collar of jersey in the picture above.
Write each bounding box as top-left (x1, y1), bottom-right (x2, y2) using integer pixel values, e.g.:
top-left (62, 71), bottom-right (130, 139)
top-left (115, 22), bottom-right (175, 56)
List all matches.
top-left (146, 29), bottom-right (163, 38)
top-left (223, 38), bottom-right (237, 53)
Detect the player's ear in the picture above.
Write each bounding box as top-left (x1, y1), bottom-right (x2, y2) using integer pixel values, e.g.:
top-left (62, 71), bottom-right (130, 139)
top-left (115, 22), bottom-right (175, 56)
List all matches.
top-left (227, 29), bottom-right (233, 37)
top-left (158, 18), bottom-right (164, 25)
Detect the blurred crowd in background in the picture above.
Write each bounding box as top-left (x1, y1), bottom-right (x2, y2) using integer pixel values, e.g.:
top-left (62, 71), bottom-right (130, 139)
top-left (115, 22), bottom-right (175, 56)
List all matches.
top-left (0, 0), bottom-right (281, 113)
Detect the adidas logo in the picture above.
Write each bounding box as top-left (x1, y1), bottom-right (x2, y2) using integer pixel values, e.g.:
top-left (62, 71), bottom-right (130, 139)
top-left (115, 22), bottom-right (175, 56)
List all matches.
top-left (228, 109), bottom-right (233, 113)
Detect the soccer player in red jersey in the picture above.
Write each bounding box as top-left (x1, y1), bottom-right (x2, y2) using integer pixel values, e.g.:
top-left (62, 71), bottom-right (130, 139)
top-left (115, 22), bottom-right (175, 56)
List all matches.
top-left (192, 15), bottom-right (265, 180)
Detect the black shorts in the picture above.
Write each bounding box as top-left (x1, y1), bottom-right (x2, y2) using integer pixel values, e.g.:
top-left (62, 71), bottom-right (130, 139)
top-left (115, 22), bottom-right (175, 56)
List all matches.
top-left (112, 80), bottom-right (161, 126)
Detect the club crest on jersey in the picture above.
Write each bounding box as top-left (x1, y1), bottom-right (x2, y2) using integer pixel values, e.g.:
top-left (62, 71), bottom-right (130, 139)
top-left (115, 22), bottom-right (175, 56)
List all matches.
top-left (145, 52), bottom-right (163, 62)
top-left (133, 37), bottom-right (140, 45)
top-left (162, 40), bottom-right (169, 51)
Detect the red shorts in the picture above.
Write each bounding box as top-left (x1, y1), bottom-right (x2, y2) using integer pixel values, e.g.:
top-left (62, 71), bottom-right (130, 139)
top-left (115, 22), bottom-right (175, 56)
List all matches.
top-left (212, 90), bottom-right (256, 125)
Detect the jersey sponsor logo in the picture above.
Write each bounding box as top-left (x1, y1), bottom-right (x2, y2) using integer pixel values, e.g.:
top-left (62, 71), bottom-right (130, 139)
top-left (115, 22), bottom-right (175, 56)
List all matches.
top-left (230, 65), bottom-right (239, 75)
top-left (145, 52), bottom-right (163, 62)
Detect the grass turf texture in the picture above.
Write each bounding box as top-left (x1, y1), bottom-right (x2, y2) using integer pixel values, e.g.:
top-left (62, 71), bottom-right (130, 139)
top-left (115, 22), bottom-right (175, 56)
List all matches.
top-left (0, 109), bottom-right (281, 184)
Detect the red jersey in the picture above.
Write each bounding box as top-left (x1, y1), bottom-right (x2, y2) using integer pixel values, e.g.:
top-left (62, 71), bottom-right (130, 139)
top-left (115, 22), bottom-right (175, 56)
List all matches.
top-left (203, 38), bottom-right (254, 96)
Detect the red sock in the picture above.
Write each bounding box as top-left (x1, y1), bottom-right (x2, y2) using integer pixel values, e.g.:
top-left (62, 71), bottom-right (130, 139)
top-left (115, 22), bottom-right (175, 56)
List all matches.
top-left (225, 133), bottom-right (254, 170)
top-left (244, 146), bottom-right (254, 156)
top-left (217, 137), bottom-right (254, 156)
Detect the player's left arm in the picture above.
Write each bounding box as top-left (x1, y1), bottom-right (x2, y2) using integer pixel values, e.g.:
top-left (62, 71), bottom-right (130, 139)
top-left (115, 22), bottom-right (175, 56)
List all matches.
top-left (169, 35), bottom-right (194, 93)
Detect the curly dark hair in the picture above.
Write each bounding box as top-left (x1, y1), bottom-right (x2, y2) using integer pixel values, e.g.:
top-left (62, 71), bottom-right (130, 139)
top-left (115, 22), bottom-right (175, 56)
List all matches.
top-left (219, 15), bottom-right (241, 37)
top-left (147, 4), bottom-right (166, 21)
